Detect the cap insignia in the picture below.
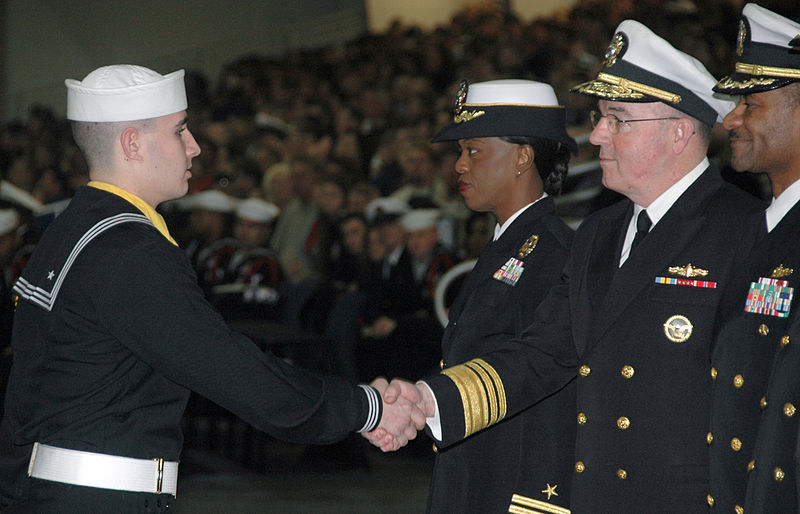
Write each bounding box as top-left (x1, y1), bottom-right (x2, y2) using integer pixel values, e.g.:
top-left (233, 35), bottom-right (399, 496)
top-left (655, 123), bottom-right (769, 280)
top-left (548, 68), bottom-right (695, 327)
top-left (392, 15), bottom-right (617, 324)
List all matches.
top-left (603, 32), bottom-right (626, 67)
top-left (455, 79), bottom-right (468, 113)
top-left (453, 79), bottom-right (485, 124)
top-left (736, 20), bottom-right (746, 57)
top-left (668, 263), bottom-right (708, 278)
top-left (518, 234), bottom-right (539, 258)
top-left (772, 264), bottom-right (793, 279)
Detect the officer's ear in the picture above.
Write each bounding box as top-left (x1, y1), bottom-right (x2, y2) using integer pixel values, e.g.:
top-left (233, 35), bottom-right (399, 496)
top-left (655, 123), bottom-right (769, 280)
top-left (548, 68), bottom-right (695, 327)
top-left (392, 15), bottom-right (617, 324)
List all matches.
top-left (515, 144), bottom-right (534, 175)
top-left (671, 118), bottom-right (695, 154)
top-left (120, 127), bottom-right (143, 162)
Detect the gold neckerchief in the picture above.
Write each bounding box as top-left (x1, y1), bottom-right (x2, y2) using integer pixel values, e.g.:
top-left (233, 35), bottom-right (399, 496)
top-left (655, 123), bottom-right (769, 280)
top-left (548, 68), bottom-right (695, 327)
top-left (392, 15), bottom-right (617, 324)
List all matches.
top-left (87, 181), bottom-right (178, 246)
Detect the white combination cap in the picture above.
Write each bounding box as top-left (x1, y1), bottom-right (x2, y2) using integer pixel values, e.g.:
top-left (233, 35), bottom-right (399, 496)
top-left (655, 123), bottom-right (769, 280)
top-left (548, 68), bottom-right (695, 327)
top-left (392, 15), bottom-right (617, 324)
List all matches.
top-left (66, 65), bottom-right (187, 122)
top-left (572, 19), bottom-right (735, 125)
top-left (715, 3), bottom-right (800, 95)
top-left (236, 198), bottom-right (280, 223)
top-left (432, 79), bottom-right (578, 153)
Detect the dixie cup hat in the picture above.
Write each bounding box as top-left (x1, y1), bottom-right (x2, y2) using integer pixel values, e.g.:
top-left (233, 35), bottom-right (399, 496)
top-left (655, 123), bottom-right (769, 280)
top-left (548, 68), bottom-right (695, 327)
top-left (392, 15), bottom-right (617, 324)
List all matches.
top-left (66, 64), bottom-right (187, 122)
top-left (236, 198), bottom-right (280, 224)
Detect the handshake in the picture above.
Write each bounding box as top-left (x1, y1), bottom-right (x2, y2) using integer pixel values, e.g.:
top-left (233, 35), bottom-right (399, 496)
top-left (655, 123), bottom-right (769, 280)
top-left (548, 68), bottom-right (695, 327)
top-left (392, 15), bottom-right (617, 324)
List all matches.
top-left (362, 378), bottom-right (436, 452)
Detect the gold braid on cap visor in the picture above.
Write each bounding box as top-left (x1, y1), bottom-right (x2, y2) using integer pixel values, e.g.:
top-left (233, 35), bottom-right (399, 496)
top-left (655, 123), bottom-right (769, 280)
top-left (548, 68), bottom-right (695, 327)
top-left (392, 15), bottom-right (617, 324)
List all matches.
top-left (574, 72), bottom-right (682, 104)
top-left (734, 61), bottom-right (800, 79)
top-left (442, 358), bottom-right (507, 438)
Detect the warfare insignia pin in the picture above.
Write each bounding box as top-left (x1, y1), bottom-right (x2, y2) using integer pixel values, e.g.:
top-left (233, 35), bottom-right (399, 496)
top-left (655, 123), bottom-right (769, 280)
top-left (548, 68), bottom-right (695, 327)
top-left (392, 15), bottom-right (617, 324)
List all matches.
top-left (494, 257), bottom-right (525, 286)
top-left (771, 264), bottom-right (793, 279)
top-left (518, 235), bottom-right (539, 259)
top-left (664, 315), bottom-right (693, 343)
top-left (603, 32), bottom-right (626, 67)
top-left (668, 263), bottom-right (708, 278)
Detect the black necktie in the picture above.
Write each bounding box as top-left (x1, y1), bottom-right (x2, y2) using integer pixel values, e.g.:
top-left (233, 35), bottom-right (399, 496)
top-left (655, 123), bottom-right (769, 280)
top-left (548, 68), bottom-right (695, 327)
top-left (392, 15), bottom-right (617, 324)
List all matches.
top-left (630, 209), bottom-right (652, 253)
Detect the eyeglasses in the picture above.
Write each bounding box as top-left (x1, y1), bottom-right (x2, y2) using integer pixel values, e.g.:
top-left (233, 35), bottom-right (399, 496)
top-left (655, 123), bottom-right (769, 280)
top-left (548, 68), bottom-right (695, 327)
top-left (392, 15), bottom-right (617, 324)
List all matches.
top-left (589, 110), bottom-right (681, 134)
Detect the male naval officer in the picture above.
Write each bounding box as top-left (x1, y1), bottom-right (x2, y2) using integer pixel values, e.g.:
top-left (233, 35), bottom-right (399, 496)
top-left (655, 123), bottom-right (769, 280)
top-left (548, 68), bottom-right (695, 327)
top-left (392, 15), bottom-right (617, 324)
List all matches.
top-left (377, 19), bottom-right (765, 512)
top-left (708, 4), bottom-right (800, 512)
top-left (0, 64), bottom-right (423, 513)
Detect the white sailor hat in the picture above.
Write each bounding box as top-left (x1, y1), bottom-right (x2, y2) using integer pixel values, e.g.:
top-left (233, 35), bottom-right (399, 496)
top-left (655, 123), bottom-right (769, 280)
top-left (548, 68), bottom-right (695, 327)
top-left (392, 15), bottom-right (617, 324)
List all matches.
top-left (236, 198), bottom-right (280, 223)
top-left (187, 190), bottom-right (236, 213)
top-left (400, 208), bottom-right (440, 232)
top-left (0, 208), bottom-right (19, 236)
top-left (432, 79), bottom-right (578, 154)
top-left (715, 4), bottom-right (800, 95)
top-left (571, 20), bottom-right (735, 125)
top-left (66, 65), bottom-right (187, 122)
top-left (365, 197), bottom-right (409, 224)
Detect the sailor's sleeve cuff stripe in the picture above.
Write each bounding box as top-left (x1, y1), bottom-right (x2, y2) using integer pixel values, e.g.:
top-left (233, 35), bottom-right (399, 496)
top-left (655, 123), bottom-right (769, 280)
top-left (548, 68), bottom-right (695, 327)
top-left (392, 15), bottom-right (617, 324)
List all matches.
top-left (357, 384), bottom-right (381, 433)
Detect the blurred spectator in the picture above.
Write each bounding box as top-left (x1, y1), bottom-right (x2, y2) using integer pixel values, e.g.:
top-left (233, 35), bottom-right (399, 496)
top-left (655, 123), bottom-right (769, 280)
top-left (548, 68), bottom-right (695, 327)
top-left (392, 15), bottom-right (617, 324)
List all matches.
top-left (180, 189), bottom-right (237, 279)
top-left (359, 207), bottom-right (458, 381)
top-left (208, 198), bottom-right (283, 322)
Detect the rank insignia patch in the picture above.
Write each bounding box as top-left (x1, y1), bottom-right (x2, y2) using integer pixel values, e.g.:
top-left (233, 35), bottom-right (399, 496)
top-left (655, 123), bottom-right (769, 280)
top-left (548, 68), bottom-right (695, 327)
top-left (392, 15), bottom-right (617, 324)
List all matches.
top-left (518, 234), bottom-right (539, 259)
top-left (494, 257), bottom-right (525, 286)
top-left (745, 277), bottom-right (793, 318)
top-left (664, 315), bottom-right (693, 342)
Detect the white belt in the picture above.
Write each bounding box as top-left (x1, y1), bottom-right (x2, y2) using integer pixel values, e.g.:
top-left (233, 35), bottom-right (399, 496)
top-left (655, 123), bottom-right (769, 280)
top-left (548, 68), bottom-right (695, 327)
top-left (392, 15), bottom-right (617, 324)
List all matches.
top-left (27, 442), bottom-right (179, 496)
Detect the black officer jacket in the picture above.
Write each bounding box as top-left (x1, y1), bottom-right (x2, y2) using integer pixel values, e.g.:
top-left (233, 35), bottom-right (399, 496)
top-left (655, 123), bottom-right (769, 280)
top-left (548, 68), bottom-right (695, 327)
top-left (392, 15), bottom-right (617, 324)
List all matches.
top-left (427, 196), bottom-right (575, 514)
top-left (426, 165), bottom-right (764, 512)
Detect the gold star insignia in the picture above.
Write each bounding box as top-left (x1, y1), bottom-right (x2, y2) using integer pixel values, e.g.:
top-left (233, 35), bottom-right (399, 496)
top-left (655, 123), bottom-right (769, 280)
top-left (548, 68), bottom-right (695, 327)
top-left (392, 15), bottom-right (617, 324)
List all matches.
top-left (541, 483), bottom-right (558, 500)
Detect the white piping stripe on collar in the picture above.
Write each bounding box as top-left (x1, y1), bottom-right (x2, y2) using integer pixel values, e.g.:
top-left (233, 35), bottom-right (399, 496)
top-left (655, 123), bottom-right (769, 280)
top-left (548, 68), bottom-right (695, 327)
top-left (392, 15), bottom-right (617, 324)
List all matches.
top-left (13, 213), bottom-right (153, 312)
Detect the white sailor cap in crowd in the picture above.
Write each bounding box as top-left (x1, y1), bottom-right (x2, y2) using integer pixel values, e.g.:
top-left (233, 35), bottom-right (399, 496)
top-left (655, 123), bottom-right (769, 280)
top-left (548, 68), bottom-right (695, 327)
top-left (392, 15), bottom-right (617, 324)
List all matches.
top-left (715, 4), bottom-right (800, 95)
top-left (571, 20), bottom-right (735, 125)
top-left (236, 198), bottom-right (280, 223)
top-left (432, 79), bottom-right (578, 154)
top-left (365, 197), bottom-right (409, 224)
top-left (187, 190), bottom-right (236, 213)
top-left (65, 65), bottom-right (187, 122)
top-left (0, 208), bottom-right (20, 236)
top-left (400, 208), bottom-right (440, 232)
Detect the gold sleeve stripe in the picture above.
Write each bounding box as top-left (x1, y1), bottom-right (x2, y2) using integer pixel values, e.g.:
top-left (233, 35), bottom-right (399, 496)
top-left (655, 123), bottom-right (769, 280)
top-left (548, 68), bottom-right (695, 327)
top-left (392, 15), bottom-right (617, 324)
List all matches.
top-left (509, 494), bottom-right (571, 514)
top-left (442, 358), bottom-right (507, 438)
top-left (469, 359), bottom-right (507, 421)
top-left (597, 72), bottom-right (682, 104)
top-left (736, 62), bottom-right (800, 79)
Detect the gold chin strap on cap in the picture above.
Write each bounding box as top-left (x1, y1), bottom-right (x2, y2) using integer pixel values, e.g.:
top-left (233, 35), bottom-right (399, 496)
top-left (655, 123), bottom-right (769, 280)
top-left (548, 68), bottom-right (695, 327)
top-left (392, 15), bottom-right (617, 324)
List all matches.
top-left (735, 61), bottom-right (800, 79)
top-left (595, 73), bottom-right (682, 104)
